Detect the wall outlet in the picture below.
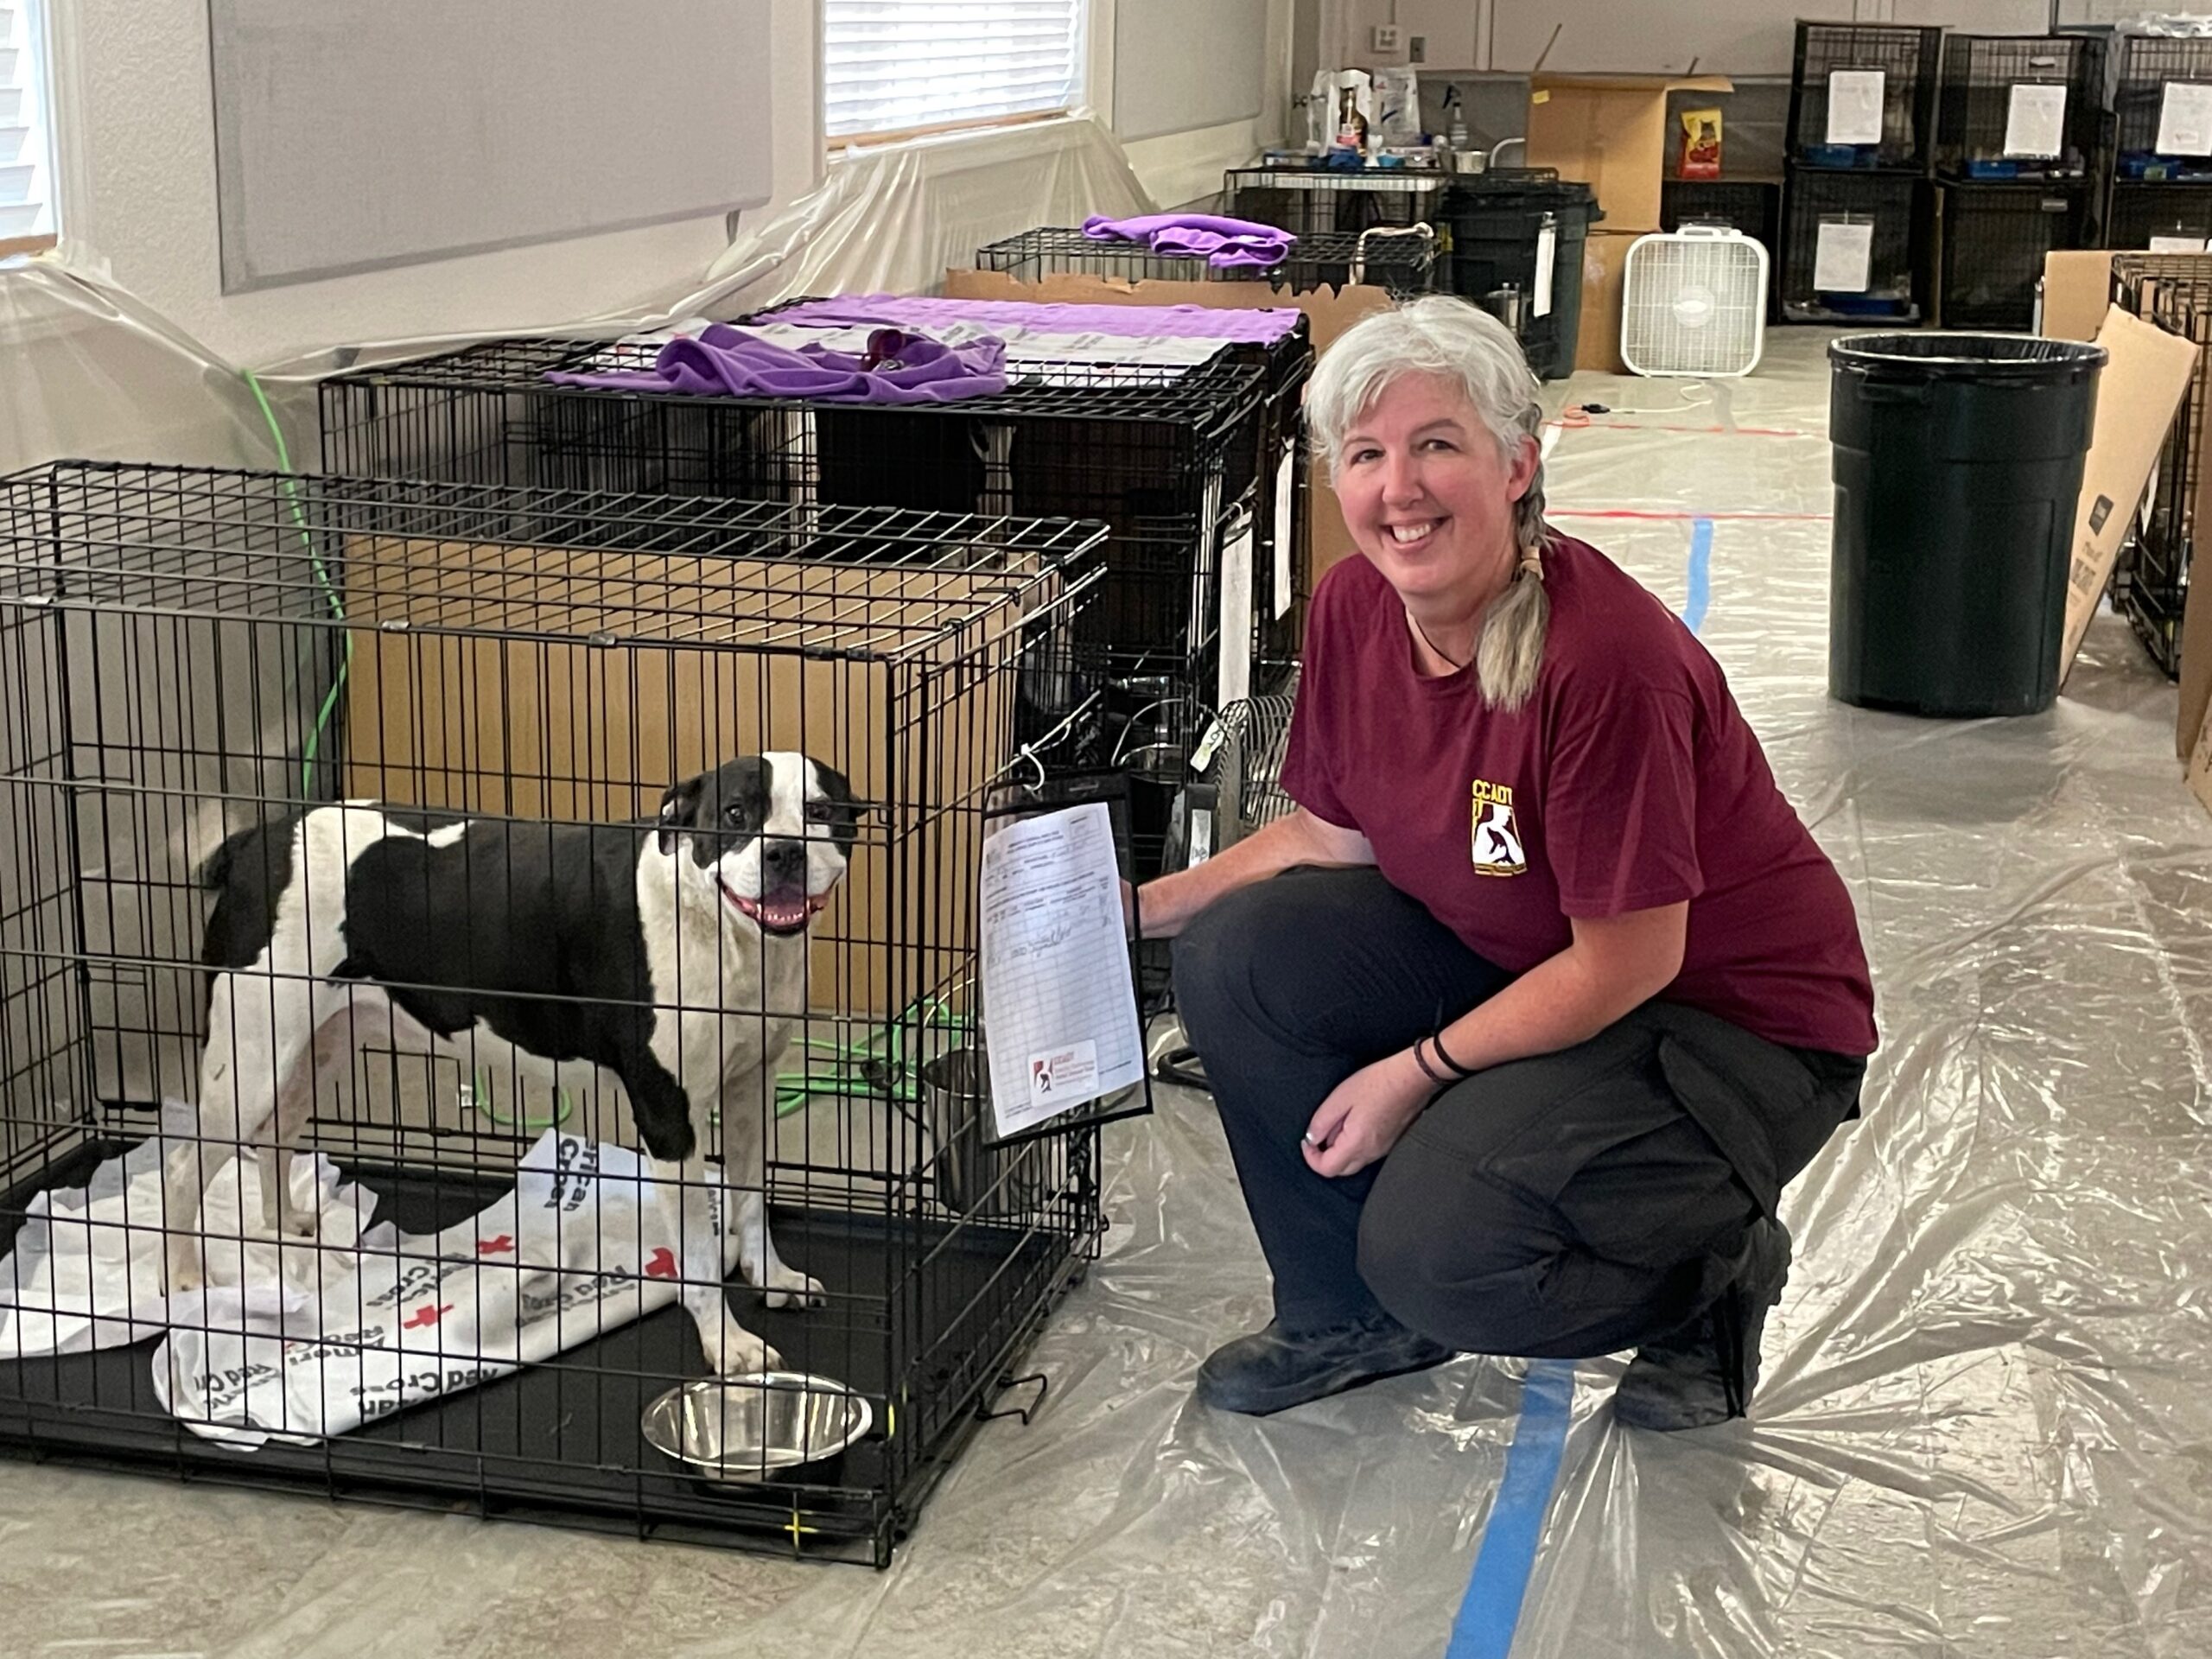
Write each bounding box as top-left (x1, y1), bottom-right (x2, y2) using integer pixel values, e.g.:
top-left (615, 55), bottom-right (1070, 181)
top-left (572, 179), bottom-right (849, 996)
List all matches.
top-left (1371, 24), bottom-right (1401, 53)
top-left (1409, 35), bottom-right (1426, 64)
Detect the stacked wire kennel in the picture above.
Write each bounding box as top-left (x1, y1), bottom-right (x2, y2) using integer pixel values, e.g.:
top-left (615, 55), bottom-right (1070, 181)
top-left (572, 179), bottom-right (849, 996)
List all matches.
top-left (2113, 33), bottom-right (2212, 181)
top-left (974, 224), bottom-right (1440, 300)
top-left (1224, 165), bottom-right (1448, 239)
top-left (1787, 21), bottom-right (1944, 171)
top-left (315, 334), bottom-right (1273, 883)
top-left (0, 463), bottom-right (1147, 1564)
top-left (2113, 258), bottom-right (2212, 676)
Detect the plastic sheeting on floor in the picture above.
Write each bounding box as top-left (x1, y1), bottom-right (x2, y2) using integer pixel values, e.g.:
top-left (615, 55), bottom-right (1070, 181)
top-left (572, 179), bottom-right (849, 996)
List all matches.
top-left (7, 331), bottom-right (2212, 1658)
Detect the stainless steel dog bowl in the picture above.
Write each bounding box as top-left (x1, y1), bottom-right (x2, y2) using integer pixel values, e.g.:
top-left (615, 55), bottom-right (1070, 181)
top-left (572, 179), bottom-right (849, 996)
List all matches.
top-left (640, 1372), bottom-right (873, 1481)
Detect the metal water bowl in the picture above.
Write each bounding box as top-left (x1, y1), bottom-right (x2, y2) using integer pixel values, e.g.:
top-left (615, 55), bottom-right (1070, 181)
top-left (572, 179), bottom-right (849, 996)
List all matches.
top-left (641, 1372), bottom-right (873, 1482)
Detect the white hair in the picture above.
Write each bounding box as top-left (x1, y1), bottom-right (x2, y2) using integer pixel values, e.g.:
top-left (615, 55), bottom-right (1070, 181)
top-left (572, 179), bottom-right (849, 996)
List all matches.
top-left (1305, 296), bottom-right (1554, 711)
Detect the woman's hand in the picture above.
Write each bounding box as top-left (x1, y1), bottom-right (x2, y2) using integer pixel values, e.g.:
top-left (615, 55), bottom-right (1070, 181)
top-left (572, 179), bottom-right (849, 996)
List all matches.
top-left (1302, 1049), bottom-right (1437, 1179)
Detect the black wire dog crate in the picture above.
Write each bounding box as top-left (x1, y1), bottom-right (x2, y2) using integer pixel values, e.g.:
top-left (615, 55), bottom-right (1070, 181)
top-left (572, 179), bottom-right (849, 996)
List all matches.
top-left (1224, 165), bottom-right (1449, 238)
top-left (317, 337), bottom-right (1268, 855)
top-left (1788, 21), bottom-right (1945, 171)
top-left (1936, 181), bottom-right (2096, 329)
top-left (1780, 167), bottom-right (1928, 322)
top-left (2113, 34), bottom-right (2212, 181)
top-left (2108, 181), bottom-right (2212, 249)
top-left (737, 295), bottom-right (1315, 702)
top-left (0, 462), bottom-right (1153, 1564)
top-left (2112, 263), bottom-right (2212, 675)
top-left (974, 224), bottom-right (1440, 299)
top-left (1662, 180), bottom-right (1783, 321)
top-left (1936, 33), bottom-right (2110, 182)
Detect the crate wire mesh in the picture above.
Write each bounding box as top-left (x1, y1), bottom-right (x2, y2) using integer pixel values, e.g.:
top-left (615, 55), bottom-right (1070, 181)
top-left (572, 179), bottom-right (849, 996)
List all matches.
top-left (316, 334), bottom-right (1271, 868)
top-left (2113, 262), bottom-right (2212, 675)
top-left (1224, 166), bottom-right (1448, 238)
top-left (1937, 183), bottom-right (2096, 329)
top-left (1143, 675), bottom-right (1300, 1096)
top-left (2108, 181), bottom-right (2212, 249)
top-left (1662, 179), bottom-right (1782, 244)
top-left (975, 224), bottom-right (1440, 299)
top-left (2113, 34), bottom-right (2212, 177)
top-left (1780, 168), bottom-right (1925, 322)
top-left (1788, 22), bottom-right (1945, 169)
top-left (0, 462), bottom-right (1147, 1562)
top-left (1936, 34), bottom-right (2109, 181)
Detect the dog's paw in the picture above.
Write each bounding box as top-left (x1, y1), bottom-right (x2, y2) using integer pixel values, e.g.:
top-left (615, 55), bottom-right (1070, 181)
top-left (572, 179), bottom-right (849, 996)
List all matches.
top-left (761, 1268), bottom-right (827, 1311)
top-left (702, 1313), bottom-right (779, 1377)
top-left (164, 1246), bottom-right (204, 1297)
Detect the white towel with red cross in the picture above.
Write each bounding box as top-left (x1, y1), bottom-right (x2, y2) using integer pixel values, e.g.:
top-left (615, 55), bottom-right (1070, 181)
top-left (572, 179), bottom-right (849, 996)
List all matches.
top-left (0, 1128), bottom-right (721, 1449)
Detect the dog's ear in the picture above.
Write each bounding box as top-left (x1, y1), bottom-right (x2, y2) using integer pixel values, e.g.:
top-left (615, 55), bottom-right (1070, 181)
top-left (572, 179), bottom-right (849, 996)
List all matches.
top-left (655, 773), bottom-right (706, 855)
top-left (809, 760), bottom-right (879, 835)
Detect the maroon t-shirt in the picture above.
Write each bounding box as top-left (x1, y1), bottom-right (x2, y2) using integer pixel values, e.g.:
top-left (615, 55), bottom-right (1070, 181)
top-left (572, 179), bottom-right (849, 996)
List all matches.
top-left (1279, 538), bottom-right (1878, 1057)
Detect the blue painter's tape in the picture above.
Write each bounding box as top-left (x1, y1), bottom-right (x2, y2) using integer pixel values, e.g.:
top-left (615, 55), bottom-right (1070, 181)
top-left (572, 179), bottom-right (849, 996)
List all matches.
top-left (1684, 518), bottom-right (1714, 636)
top-left (1444, 1359), bottom-right (1577, 1659)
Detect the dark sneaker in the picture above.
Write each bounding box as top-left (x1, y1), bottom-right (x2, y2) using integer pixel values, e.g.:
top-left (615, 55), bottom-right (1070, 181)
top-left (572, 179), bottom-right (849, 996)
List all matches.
top-left (1614, 1217), bottom-right (1793, 1432)
top-left (1196, 1311), bottom-right (1456, 1416)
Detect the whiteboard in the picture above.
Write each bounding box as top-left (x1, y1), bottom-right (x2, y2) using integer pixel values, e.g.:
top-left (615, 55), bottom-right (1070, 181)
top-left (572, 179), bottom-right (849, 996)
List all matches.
top-left (1491, 0), bottom-right (1804, 76)
top-left (209, 0), bottom-right (774, 292)
top-left (1115, 0), bottom-right (1268, 140)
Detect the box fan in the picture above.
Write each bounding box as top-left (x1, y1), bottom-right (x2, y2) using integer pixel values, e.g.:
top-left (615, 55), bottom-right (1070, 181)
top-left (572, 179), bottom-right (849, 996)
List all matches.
top-left (1620, 226), bottom-right (1768, 377)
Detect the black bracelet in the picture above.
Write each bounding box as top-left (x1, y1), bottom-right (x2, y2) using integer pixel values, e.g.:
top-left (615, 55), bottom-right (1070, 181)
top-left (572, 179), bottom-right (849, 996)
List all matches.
top-left (1429, 1026), bottom-right (1477, 1078)
top-left (1411, 1036), bottom-right (1451, 1087)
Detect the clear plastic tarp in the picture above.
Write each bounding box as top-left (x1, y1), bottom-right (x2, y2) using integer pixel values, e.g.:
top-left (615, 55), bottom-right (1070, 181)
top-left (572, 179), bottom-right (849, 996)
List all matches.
top-left (4, 270), bottom-right (2212, 1655)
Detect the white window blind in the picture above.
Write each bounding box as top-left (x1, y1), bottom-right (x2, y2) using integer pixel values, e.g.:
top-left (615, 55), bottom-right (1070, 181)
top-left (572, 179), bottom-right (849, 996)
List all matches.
top-left (823, 2), bottom-right (1088, 141)
top-left (0, 0), bottom-right (56, 249)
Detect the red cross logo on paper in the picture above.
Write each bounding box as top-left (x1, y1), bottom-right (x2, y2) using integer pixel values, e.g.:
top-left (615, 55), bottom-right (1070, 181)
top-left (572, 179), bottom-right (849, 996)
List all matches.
top-left (645, 1248), bottom-right (678, 1281)
top-left (402, 1303), bottom-right (454, 1331)
top-left (475, 1234), bottom-right (516, 1256)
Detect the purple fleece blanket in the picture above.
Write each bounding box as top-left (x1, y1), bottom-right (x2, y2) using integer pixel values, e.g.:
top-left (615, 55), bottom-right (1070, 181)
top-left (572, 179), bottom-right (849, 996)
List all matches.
top-left (1081, 212), bottom-right (1297, 270)
top-left (763, 294), bottom-right (1306, 345)
top-left (544, 323), bottom-right (1008, 403)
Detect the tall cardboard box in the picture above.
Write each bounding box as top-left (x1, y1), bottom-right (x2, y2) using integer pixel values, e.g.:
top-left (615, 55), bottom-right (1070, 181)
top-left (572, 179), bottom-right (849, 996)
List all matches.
top-left (2059, 306), bottom-right (2199, 686)
top-left (1527, 74), bottom-right (1731, 371)
top-left (2041, 251), bottom-right (2117, 342)
top-left (1526, 73), bottom-right (1734, 236)
top-left (1573, 231), bottom-right (1638, 374)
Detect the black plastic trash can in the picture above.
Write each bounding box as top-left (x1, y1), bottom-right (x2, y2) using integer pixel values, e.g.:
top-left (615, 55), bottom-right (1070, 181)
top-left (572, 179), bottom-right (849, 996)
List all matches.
top-left (1827, 333), bottom-right (2107, 716)
top-left (1446, 178), bottom-right (1600, 380)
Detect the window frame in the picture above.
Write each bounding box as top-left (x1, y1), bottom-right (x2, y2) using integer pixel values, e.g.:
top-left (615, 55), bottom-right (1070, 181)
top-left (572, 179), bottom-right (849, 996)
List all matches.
top-left (0, 0), bottom-right (59, 256)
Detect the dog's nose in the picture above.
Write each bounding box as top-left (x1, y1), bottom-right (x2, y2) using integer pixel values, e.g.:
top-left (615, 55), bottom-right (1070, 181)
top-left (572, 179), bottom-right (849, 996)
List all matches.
top-left (763, 839), bottom-right (807, 879)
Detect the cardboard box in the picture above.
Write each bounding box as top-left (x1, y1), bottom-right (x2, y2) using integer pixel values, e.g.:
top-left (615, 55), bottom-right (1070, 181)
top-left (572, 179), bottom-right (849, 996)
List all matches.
top-left (1573, 229), bottom-right (1639, 374)
top-left (2044, 250), bottom-right (2212, 341)
top-left (1525, 73), bottom-right (1733, 236)
top-left (2041, 251), bottom-right (2117, 342)
top-left (938, 268), bottom-right (1400, 588)
top-left (2180, 566), bottom-right (2212, 762)
top-left (2188, 688), bottom-right (2212, 816)
top-left (2045, 258), bottom-right (2212, 760)
top-left (340, 537), bottom-right (1039, 1019)
top-left (2060, 305), bottom-right (2200, 685)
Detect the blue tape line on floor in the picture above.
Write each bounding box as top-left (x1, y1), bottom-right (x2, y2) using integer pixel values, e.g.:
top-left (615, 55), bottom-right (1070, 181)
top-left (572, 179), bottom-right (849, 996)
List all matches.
top-left (1685, 518), bottom-right (1714, 636)
top-left (1445, 1359), bottom-right (1577, 1659)
top-left (1438, 512), bottom-right (1713, 1656)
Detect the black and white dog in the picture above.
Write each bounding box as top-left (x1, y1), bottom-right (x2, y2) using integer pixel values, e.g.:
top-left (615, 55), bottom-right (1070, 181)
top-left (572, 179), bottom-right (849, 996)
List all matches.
top-left (162, 751), bottom-right (866, 1376)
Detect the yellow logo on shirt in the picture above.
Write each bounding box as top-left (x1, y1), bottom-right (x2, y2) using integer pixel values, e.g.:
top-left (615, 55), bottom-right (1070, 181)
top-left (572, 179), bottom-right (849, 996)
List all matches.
top-left (1470, 779), bottom-right (1528, 877)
